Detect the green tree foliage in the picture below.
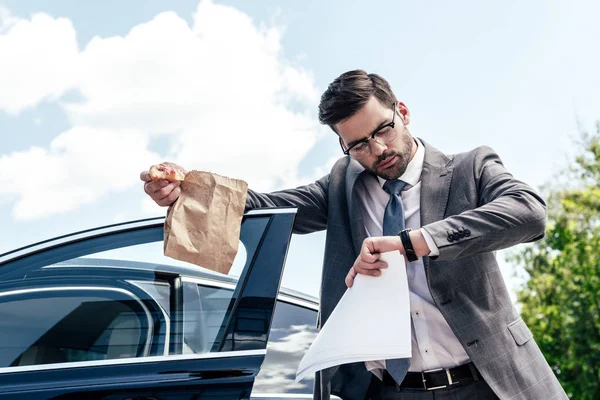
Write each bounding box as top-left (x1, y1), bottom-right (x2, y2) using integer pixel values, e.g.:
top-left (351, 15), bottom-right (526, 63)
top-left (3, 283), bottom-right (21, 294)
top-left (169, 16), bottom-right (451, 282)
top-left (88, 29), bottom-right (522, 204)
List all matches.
top-left (511, 123), bottom-right (600, 399)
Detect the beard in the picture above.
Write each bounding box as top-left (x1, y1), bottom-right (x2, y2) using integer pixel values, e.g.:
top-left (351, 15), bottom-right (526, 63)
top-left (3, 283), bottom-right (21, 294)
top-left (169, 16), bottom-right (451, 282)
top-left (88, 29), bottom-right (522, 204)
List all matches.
top-left (371, 133), bottom-right (414, 180)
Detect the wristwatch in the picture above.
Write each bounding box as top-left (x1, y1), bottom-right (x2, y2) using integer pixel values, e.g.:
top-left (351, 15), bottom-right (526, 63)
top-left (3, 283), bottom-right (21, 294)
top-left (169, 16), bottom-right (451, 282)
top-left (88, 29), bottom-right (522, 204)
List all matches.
top-left (398, 229), bottom-right (419, 262)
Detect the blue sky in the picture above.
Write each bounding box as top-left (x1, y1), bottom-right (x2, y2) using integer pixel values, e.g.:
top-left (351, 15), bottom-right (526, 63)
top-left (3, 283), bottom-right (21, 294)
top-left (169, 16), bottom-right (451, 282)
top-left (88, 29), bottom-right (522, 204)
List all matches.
top-left (1, 0), bottom-right (599, 300)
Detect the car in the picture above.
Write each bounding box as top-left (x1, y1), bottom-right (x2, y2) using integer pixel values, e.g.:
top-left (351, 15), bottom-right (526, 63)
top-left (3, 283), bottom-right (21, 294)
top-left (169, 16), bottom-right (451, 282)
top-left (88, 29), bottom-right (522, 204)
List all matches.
top-left (0, 207), bottom-right (328, 399)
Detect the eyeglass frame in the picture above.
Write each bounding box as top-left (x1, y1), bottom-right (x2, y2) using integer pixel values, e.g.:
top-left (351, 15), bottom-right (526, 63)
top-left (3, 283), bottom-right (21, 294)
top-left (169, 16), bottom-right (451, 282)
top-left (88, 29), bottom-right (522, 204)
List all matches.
top-left (339, 102), bottom-right (398, 157)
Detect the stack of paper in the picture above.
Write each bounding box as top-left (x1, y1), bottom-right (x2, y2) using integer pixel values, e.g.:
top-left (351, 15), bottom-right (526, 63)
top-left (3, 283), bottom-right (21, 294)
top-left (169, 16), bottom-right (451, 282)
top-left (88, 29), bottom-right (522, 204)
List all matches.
top-left (296, 250), bottom-right (411, 382)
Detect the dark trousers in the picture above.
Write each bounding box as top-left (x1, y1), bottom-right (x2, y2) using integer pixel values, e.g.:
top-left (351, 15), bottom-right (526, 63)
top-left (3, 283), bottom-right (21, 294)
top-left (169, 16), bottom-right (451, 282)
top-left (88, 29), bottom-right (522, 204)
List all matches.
top-left (365, 375), bottom-right (500, 400)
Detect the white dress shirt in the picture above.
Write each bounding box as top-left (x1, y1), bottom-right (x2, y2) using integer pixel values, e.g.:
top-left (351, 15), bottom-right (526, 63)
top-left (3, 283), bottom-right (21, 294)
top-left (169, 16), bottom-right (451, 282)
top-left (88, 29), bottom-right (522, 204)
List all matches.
top-left (355, 138), bottom-right (471, 378)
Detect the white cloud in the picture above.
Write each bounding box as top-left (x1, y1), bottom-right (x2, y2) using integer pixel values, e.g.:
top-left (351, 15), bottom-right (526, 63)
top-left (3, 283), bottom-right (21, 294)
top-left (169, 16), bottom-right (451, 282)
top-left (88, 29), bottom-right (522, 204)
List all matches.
top-left (0, 7), bottom-right (19, 33)
top-left (0, 127), bottom-right (159, 220)
top-left (0, 0), bottom-right (322, 220)
top-left (67, 1), bottom-right (320, 191)
top-left (0, 10), bottom-right (79, 114)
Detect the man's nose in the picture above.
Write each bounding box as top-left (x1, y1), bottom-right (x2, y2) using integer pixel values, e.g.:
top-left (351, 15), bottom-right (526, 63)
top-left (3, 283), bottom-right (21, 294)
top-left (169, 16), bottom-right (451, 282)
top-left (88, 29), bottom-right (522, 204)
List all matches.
top-left (369, 138), bottom-right (387, 157)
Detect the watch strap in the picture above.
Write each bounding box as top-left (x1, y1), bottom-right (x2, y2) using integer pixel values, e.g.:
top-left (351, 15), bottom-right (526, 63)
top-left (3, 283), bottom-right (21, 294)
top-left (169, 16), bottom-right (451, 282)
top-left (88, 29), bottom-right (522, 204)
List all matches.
top-left (399, 229), bottom-right (418, 262)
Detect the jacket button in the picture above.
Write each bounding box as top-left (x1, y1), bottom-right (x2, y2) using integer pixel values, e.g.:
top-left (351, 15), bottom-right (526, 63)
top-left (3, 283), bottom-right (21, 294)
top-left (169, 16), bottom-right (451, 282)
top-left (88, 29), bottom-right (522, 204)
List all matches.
top-left (447, 232), bottom-right (454, 242)
top-left (466, 339), bottom-right (480, 347)
top-left (464, 229), bottom-right (471, 237)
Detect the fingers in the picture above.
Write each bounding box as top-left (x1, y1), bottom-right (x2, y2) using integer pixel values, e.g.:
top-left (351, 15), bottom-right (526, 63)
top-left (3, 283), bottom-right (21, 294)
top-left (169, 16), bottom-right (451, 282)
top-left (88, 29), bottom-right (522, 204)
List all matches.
top-left (346, 259), bottom-right (388, 287)
top-left (141, 162), bottom-right (185, 208)
top-left (355, 260), bottom-right (387, 274)
top-left (346, 236), bottom-right (405, 288)
top-left (144, 180), bottom-right (181, 207)
top-left (360, 239), bottom-right (381, 264)
top-left (357, 239), bottom-right (388, 268)
top-left (156, 185), bottom-right (181, 207)
top-left (140, 170), bottom-right (152, 182)
top-left (345, 266), bottom-right (357, 288)
top-left (363, 236), bottom-right (403, 255)
top-left (346, 252), bottom-right (388, 288)
top-left (144, 179), bottom-right (168, 195)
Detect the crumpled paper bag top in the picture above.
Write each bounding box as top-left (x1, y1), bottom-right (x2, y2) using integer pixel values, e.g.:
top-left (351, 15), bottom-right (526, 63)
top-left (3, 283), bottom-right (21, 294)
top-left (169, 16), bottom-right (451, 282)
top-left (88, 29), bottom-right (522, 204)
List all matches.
top-left (164, 170), bottom-right (248, 275)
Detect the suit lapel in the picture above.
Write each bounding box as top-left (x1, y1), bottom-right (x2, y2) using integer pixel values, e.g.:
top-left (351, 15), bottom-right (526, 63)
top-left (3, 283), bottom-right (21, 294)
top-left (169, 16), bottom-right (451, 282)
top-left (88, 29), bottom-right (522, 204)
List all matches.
top-left (419, 140), bottom-right (453, 226)
top-left (345, 157), bottom-right (368, 255)
top-left (419, 139), bottom-right (453, 268)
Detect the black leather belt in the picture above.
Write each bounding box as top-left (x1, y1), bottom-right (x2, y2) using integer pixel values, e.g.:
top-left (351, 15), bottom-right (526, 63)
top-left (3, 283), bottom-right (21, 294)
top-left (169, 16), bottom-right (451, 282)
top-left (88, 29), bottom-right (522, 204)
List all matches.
top-left (382, 362), bottom-right (479, 390)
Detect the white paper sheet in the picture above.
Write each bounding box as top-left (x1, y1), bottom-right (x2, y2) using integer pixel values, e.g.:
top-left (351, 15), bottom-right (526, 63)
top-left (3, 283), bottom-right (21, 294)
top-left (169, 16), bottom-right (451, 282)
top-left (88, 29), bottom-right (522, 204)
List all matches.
top-left (296, 250), bottom-right (411, 382)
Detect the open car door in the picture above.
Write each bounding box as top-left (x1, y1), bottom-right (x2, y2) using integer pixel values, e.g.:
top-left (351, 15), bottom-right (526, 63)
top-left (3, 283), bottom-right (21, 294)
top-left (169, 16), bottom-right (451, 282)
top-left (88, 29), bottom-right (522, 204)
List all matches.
top-left (0, 208), bottom-right (297, 400)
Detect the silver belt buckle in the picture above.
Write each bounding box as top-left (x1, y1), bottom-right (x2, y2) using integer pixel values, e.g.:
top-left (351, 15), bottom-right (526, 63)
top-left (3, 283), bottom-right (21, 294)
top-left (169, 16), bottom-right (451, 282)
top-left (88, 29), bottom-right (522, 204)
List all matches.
top-left (421, 367), bottom-right (453, 390)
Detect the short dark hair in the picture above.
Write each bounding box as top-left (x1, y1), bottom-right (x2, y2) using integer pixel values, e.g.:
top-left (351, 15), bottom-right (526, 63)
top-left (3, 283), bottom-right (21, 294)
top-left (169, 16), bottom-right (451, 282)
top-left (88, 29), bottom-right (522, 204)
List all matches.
top-left (318, 70), bottom-right (398, 131)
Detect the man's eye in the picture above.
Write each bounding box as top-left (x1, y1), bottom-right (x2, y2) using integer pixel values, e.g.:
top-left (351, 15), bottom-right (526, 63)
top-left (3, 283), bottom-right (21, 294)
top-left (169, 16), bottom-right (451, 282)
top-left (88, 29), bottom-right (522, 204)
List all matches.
top-left (353, 143), bottom-right (368, 151)
top-left (374, 127), bottom-right (390, 137)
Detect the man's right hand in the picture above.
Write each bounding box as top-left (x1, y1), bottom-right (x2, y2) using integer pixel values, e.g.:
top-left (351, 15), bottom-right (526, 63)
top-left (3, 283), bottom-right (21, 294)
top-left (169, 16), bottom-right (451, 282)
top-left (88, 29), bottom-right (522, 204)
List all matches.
top-left (140, 162), bottom-right (184, 207)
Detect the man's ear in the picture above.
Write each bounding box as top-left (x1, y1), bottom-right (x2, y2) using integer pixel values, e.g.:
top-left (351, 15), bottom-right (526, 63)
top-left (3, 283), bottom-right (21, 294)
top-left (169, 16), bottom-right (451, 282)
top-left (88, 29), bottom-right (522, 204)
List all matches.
top-left (397, 101), bottom-right (410, 125)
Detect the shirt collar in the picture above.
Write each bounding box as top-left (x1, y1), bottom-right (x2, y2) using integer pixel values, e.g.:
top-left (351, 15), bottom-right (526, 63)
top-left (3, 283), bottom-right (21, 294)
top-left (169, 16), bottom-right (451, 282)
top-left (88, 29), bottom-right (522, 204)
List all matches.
top-left (377, 137), bottom-right (424, 189)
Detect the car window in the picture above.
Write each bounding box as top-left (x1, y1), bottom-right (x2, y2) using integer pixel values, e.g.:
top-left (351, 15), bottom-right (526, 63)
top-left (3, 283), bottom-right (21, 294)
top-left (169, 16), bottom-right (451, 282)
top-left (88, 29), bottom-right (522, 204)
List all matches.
top-left (253, 300), bottom-right (318, 393)
top-left (0, 215), bottom-right (272, 369)
top-left (278, 232), bottom-right (325, 305)
top-left (181, 280), bottom-right (235, 354)
top-left (0, 287), bottom-right (167, 367)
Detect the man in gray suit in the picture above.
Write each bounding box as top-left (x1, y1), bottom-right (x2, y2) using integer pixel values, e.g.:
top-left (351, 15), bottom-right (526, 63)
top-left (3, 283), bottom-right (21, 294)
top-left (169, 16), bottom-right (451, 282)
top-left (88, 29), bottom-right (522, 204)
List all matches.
top-left (141, 70), bottom-right (567, 399)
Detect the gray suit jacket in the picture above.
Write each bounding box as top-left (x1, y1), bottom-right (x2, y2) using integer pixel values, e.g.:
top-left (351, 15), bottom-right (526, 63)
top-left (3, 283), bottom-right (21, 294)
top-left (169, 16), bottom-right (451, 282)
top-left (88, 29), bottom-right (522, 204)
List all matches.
top-left (246, 140), bottom-right (567, 400)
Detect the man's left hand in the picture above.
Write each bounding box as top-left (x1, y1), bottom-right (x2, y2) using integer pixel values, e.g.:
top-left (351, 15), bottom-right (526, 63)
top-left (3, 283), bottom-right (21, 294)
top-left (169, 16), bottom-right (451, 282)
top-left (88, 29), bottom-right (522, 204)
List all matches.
top-left (345, 236), bottom-right (405, 288)
top-left (345, 230), bottom-right (431, 288)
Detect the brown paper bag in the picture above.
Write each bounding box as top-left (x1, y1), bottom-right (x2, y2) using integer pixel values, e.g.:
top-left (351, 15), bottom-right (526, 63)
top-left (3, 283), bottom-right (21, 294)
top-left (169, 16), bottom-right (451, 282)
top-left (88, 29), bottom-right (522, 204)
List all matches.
top-left (164, 170), bottom-right (248, 274)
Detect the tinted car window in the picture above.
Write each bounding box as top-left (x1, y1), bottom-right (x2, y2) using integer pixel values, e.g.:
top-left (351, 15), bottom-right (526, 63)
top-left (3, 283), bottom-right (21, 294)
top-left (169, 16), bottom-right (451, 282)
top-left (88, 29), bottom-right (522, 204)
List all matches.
top-left (253, 300), bottom-right (318, 393)
top-left (0, 287), bottom-right (165, 367)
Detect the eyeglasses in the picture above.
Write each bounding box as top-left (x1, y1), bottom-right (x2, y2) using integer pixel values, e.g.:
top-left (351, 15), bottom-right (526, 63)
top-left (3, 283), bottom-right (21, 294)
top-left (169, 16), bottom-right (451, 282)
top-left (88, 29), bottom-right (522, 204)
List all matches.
top-left (340, 103), bottom-right (398, 158)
